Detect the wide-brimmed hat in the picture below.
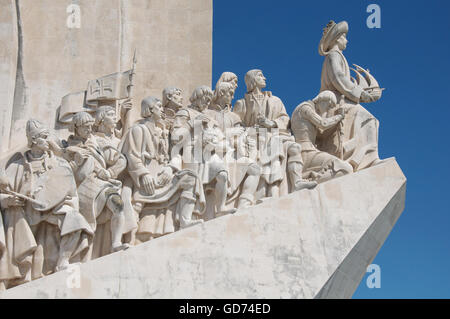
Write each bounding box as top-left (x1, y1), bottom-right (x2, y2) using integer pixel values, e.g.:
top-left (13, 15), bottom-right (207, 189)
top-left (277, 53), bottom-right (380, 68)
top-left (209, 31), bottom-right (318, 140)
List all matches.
top-left (318, 20), bottom-right (348, 56)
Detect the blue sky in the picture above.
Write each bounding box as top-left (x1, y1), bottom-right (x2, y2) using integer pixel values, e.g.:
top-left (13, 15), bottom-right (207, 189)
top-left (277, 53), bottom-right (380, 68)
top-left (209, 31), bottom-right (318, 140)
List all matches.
top-left (212, 0), bottom-right (450, 298)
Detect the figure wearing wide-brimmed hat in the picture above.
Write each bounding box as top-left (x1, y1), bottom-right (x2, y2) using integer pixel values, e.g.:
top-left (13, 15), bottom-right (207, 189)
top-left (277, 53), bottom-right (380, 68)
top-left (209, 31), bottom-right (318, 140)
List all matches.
top-left (317, 20), bottom-right (384, 171)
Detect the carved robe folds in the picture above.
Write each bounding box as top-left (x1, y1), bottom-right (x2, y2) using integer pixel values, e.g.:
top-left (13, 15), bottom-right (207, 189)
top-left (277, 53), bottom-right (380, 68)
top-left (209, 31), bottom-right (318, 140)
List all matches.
top-left (233, 92), bottom-right (298, 196)
top-left (206, 105), bottom-right (260, 207)
top-left (67, 134), bottom-right (135, 258)
top-left (0, 151), bottom-right (93, 286)
top-left (319, 50), bottom-right (380, 170)
top-left (121, 120), bottom-right (205, 241)
top-left (173, 107), bottom-right (229, 186)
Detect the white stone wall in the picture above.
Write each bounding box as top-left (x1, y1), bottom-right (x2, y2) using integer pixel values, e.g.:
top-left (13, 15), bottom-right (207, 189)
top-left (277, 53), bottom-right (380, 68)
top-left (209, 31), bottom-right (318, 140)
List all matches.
top-left (0, 0), bottom-right (212, 155)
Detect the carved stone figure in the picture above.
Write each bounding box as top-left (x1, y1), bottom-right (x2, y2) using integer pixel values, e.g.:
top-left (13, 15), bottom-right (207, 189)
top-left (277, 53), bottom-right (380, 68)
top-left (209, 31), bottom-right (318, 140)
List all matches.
top-left (233, 69), bottom-right (316, 198)
top-left (318, 20), bottom-right (383, 171)
top-left (162, 87), bottom-right (184, 130)
top-left (0, 120), bottom-right (93, 284)
top-left (172, 86), bottom-right (237, 216)
top-left (120, 97), bottom-right (206, 242)
top-left (214, 71), bottom-right (238, 92)
top-left (208, 81), bottom-right (260, 209)
top-left (65, 111), bottom-right (131, 259)
top-left (0, 168), bottom-right (37, 290)
top-left (291, 91), bottom-right (353, 182)
top-left (0, 17), bottom-right (393, 292)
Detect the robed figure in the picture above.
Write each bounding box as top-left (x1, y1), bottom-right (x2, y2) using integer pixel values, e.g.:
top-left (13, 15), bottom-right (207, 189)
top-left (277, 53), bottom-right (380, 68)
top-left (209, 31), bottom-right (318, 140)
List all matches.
top-left (0, 120), bottom-right (93, 289)
top-left (318, 20), bottom-right (384, 171)
top-left (120, 97), bottom-right (205, 243)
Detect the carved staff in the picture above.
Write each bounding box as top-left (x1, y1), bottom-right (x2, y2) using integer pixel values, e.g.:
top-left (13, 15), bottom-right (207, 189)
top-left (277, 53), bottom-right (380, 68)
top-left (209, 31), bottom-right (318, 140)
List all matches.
top-left (0, 175), bottom-right (46, 209)
top-left (336, 95), bottom-right (346, 159)
top-left (127, 48), bottom-right (137, 98)
top-left (121, 49), bottom-right (137, 134)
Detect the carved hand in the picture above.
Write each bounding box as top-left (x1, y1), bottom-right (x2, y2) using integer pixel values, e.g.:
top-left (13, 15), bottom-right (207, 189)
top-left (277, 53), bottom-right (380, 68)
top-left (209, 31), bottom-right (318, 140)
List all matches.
top-left (141, 174), bottom-right (155, 195)
top-left (337, 107), bottom-right (346, 119)
top-left (257, 115), bottom-right (266, 126)
top-left (257, 115), bottom-right (276, 128)
top-left (74, 151), bottom-right (89, 166)
top-left (120, 98), bottom-right (133, 112)
top-left (1, 195), bottom-right (25, 208)
top-left (264, 119), bottom-right (276, 128)
top-left (47, 139), bottom-right (63, 155)
top-left (231, 126), bottom-right (244, 136)
top-left (97, 168), bottom-right (112, 181)
top-left (157, 166), bottom-right (173, 187)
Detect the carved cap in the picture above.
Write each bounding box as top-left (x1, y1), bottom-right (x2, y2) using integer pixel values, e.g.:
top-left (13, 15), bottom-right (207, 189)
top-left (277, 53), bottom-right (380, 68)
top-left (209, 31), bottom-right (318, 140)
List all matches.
top-left (318, 20), bottom-right (348, 56)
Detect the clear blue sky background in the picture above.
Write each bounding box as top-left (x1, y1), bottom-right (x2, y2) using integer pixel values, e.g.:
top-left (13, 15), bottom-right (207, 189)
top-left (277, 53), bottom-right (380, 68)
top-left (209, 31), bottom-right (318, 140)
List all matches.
top-left (212, 0), bottom-right (450, 298)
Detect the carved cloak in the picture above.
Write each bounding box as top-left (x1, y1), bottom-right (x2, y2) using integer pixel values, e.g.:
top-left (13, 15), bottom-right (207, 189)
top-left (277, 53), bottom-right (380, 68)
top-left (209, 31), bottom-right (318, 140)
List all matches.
top-left (319, 50), bottom-right (380, 170)
top-left (0, 152), bottom-right (92, 282)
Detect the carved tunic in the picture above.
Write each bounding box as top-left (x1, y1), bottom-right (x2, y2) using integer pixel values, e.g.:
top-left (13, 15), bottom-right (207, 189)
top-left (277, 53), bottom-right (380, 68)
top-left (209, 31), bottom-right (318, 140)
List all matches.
top-left (206, 104), bottom-right (241, 132)
top-left (233, 92), bottom-right (290, 131)
top-left (233, 92), bottom-right (295, 186)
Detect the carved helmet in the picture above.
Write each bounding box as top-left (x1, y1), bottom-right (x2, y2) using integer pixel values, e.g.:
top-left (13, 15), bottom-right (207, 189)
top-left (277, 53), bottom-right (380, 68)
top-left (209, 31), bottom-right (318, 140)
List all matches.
top-left (26, 119), bottom-right (49, 147)
top-left (319, 20), bottom-right (348, 56)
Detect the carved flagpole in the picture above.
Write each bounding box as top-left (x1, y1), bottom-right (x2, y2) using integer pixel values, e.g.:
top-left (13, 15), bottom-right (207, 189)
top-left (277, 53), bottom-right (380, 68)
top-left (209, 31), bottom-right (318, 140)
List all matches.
top-left (128, 48), bottom-right (137, 98)
top-left (121, 48), bottom-right (137, 135)
top-left (337, 95), bottom-right (346, 160)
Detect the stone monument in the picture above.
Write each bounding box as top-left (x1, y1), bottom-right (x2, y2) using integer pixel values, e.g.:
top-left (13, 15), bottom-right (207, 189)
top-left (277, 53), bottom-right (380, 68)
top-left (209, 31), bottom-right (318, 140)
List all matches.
top-left (0, 0), bottom-right (405, 299)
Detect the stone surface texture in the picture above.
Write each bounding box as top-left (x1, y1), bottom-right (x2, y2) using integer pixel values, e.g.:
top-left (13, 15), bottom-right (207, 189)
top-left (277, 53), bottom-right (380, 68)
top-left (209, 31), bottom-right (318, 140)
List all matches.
top-left (0, 0), bottom-right (212, 154)
top-left (0, 158), bottom-right (406, 298)
top-left (0, 12), bottom-right (399, 299)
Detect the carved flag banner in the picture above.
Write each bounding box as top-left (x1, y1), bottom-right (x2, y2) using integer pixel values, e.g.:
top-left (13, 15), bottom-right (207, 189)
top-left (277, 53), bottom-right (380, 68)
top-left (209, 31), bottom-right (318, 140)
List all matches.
top-left (86, 70), bottom-right (133, 102)
top-left (58, 91), bottom-right (88, 124)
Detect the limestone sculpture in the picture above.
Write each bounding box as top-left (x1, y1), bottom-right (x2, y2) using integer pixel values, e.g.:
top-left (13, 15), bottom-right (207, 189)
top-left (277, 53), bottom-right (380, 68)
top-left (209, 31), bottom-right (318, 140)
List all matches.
top-left (291, 91), bottom-right (353, 182)
top-left (0, 120), bottom-right (93, 289)
top-left (318, 20), bottom-right (383, 171)
top-left (120, 97), bottom-right (205, 243)
top-left (233, 69), bottom-right (317, 199)
top-left (65, 110), bottom-right (132, 258)
top-left (162, 87), bottom-right (184, 131)
top-left (172, 86), bottom-right (237, 217)
top-left (207, 81), bottom-right (260, 209)
top-left (0, 19), bottom-right (387, 292)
